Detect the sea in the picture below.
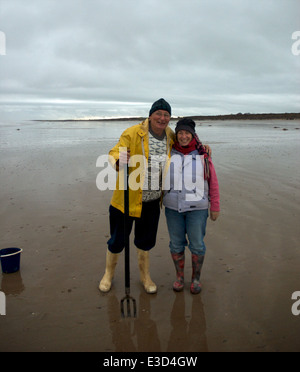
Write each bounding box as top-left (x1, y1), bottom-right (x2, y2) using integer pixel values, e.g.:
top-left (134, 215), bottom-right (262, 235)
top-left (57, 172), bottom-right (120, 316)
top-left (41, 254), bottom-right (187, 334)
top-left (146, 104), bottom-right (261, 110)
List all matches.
top-left (1, 118), bottom-right (299, 152)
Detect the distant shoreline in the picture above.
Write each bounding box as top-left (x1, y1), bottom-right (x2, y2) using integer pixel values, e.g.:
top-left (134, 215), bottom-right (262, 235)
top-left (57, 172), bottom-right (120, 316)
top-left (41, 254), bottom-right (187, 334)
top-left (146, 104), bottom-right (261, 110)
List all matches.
top-left (33, 112), bottom-right (300, 122)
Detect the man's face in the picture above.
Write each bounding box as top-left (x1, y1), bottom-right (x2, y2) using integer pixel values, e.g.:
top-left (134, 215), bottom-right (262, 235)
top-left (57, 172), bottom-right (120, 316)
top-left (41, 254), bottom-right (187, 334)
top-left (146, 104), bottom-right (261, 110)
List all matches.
top-left (149, 110), bottom-right (171, 135)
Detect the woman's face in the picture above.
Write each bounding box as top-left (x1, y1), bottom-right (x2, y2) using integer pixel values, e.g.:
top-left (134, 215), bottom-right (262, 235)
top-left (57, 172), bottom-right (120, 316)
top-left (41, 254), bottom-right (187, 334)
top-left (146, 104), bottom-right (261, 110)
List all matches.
top-left (177, 130), bottom-right (193, 146)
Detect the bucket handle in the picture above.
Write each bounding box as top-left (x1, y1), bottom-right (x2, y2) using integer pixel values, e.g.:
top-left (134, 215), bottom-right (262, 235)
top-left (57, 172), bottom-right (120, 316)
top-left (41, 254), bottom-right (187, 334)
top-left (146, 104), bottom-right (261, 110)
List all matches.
top-left (0, 248), bottom-right (23, 258)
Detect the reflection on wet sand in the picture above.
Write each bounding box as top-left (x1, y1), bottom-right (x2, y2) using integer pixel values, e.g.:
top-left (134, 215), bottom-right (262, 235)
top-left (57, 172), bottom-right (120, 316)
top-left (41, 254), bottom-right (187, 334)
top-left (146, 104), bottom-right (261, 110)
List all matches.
top-left (107, 292), bottom-right (161, 352)
top-left (0, 271), bottom-right (25, 295)
top-left (167, 292), bottom-right (208, 352)
top-left (105, 288), bottom-right (207, 352)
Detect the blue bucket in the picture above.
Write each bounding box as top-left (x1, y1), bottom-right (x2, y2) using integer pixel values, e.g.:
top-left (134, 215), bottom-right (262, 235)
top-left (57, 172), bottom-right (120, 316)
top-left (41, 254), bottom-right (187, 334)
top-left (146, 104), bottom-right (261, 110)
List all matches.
top-left (0, 247), bottom-right (23, 274)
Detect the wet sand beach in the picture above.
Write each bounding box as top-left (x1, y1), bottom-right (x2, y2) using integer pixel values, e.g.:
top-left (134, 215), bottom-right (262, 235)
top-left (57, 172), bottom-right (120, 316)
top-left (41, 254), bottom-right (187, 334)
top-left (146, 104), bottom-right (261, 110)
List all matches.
top-left (0, 119), bottom-right (300, 352)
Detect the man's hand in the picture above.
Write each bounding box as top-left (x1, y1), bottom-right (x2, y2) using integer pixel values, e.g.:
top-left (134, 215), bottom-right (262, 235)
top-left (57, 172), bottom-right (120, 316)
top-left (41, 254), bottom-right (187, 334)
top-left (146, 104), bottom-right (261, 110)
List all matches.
top-left (204, 145), bottom-right (212, 157)
top-left (119, 150), bottom-right (130, 166)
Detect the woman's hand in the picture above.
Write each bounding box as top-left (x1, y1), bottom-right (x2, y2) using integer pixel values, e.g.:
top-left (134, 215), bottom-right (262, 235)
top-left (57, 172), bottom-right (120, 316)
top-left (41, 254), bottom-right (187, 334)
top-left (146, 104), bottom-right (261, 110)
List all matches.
top-left (210, 210), bottom-right (219, 221)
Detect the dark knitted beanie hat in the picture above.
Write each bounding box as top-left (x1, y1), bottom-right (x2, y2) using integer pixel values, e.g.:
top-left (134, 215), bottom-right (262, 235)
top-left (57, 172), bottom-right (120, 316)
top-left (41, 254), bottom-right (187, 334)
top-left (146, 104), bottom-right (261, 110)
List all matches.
top-left (175, 118), bottom-right (196, 136)
top-left (149, 98), bottom-right (172, 116)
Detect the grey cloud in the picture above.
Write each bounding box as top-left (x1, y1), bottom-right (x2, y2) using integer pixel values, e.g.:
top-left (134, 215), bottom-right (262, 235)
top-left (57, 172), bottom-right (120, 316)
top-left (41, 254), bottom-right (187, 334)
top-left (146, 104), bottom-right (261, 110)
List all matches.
top-left (0, 0), bottom-right (299, 120)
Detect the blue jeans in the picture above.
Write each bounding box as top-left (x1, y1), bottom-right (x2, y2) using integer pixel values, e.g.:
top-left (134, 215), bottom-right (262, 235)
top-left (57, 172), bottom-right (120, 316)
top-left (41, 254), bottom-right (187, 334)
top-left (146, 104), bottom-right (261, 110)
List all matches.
top-left (165, 207), bottom-right (208, 256)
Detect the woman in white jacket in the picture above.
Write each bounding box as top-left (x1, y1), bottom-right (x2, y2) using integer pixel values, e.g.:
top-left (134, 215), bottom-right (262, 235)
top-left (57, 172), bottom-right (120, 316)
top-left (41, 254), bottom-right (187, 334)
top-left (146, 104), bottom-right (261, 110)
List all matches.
top-left (163, 118), bottom-right (220, 294)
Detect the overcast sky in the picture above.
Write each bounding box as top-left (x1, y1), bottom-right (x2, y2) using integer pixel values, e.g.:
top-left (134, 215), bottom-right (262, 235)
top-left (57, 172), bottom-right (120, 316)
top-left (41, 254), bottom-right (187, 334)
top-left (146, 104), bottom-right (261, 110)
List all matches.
top-left (0, 0), bottom-right (299, 120)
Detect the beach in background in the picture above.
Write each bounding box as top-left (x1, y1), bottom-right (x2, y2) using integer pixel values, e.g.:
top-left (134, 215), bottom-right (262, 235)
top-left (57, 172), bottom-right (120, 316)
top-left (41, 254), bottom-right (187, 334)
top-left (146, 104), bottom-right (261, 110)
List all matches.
top-left (0, 118), bottom-right (300, 352)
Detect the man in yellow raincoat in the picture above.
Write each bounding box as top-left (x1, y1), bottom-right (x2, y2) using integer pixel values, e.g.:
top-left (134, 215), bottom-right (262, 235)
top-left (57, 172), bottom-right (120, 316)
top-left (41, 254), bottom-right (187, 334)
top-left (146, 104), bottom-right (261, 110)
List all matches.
top-left (99, 98), bottom-right (174, 294)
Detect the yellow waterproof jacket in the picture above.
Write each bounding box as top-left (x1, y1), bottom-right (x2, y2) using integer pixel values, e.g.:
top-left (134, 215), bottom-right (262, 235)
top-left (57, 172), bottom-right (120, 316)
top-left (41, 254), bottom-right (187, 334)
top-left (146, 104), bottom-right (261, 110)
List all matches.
top-left (109, 118), bottom-right (175, 217)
